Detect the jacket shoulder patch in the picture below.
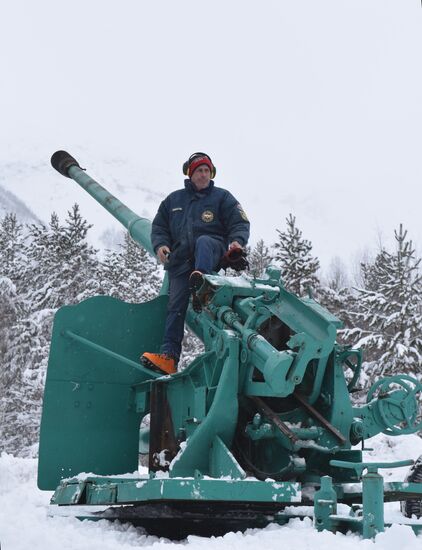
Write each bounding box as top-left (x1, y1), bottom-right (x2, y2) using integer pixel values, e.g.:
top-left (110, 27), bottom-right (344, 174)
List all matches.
top-left (236, 203), bottom-right (249, 221)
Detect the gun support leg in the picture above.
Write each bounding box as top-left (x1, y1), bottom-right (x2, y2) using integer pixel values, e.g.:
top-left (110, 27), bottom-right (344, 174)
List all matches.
top-left (314, 476), bottom-right (337, 532)
top-left (362, 471), bottom-right (384, 538)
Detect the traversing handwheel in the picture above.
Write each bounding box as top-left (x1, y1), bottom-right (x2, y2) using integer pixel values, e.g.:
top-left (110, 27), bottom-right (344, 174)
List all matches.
top-left (367, 375), bottom-right (422, 435)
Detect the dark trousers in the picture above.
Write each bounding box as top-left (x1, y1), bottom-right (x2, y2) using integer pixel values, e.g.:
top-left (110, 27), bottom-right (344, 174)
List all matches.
top-left (160, 235), bottom-right (225, 360)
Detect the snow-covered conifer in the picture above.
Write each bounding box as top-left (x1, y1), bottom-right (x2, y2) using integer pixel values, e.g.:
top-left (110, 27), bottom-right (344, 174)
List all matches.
top-left (1, 205), bottom-right (100, 455)
top-left (318, 256), bottom-right (355, 337)
top-left (0, 213), bottom-right (26, 290)
top-left (0, 214), bottom-right (26, 358)
top-left (0, 309), bottom-right (52, 456)
top-left (248, 239), bottom-right (272, 279)
top-left (0, 278), bottom-right (21, 358)
top-left (344, 225), bottom-right (421, 377)
top-left (273, 214), bottom-right (320, 296)
top-left (26, 204), bottom-right (99, 309)
top-left (99, 232), bottom-right (161, 302)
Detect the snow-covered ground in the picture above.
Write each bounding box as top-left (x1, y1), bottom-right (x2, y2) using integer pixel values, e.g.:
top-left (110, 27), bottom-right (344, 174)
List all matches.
top-left (2, 434), bottom-right (422, 549)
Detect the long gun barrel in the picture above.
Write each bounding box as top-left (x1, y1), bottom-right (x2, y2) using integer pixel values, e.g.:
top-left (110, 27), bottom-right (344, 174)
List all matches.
top-left (51, 151), bottom-right (156, 257)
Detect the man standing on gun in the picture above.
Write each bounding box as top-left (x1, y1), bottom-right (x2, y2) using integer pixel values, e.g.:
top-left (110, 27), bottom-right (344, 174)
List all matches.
top-left (141, 152), bottom-right (250, 375)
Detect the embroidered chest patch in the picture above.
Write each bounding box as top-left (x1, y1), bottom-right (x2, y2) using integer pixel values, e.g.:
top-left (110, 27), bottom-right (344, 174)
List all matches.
top-left (201, 210), bottom-right (214, 223)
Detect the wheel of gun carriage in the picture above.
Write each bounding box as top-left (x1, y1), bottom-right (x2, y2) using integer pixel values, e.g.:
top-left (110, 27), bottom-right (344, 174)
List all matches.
top-left (401, 455), bottom-right (422, 518)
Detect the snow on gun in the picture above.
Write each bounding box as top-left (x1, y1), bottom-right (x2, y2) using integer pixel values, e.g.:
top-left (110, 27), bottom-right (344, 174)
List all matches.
top-left (37, 151), bottom-right (422, 540)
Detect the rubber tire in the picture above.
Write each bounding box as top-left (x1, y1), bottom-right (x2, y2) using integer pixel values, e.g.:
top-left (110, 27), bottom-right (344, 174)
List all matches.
top-left (401, 454), bottom-right (422, 518)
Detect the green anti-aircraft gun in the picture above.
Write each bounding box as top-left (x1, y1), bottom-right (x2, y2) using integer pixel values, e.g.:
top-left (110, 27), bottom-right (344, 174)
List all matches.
top-left (38, 151), bottom-right (422, 539)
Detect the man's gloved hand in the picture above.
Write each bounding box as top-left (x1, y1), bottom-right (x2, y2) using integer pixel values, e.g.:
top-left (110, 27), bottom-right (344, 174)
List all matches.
top-left (157, 245), bottom-right (171, 263)
top-left (220, 242), bottom-right (249, 272)
top-left (229, 241), bottom-right (243, 251)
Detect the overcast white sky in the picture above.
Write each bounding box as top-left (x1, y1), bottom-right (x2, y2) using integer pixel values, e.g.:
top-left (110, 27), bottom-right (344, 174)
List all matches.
top-left (0, 1), bottom-right (421, 272)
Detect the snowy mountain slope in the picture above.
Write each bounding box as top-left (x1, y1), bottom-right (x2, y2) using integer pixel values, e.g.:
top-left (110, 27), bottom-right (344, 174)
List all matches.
top-left (0, 184), bottom-right (41, 225)
top-left (1, 434), bottom-right (422, 550)
top-left (0, 146), bottom-right (172, 250)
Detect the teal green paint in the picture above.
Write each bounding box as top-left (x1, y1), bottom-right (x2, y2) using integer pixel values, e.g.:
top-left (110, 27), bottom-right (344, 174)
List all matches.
top-left (66, 165), bottom-right (155, 257)
top-left (314, 476), bottom-right (337, 532)
top-left (169, 333), bottom-right (240, 477)
top-left (40, 159), bottom-right (422, 539)
top-left (38, 295), bottom-right (168, 490)
top-left (52, 476), bottom-right (301, 506)
top-left (362, 471), bottom-right (384, 538)
top-left (64, 330), bottom-right (159, 378)
top-left (209, 436), bottom-right (246, 479)
top-left (354, 375), bottom-right (422, 441)
top-left (329, 459), bottom-right (414, 539)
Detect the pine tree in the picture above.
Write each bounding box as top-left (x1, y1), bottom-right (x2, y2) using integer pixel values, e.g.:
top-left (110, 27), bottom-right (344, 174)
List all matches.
top-left (0, 278), bottom-right (21, 358)
top-left (273, 214), bottom-right (320, 296)
top-left (0, 214), bottom-right (26, 358)
top-left (318, 285), bottom-right (356, 336)
top-left (325, 256), bottom-right (349, 291)
top-left (1, 205), bottom-right (101, 455)
top-left (0, 309), bottom-right (52, 456)
top-left (0, 213), bottom-right (26, 290)
top-left (318, 256), bottom-right (355, 338)
top-left (0, 214), bottom-right (28, 450)
top-left (26, 204), bottom-right (99, 310)
top-left (99, 232), bottom-right (162, 302)
top-left (248, 239), bottom-right (272, 279)
top-left (344, 225), bottom-right (422, 377)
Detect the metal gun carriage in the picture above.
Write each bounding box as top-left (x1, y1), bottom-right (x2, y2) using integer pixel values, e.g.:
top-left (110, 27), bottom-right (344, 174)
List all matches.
top-left (38, 151), bottom-right (422, 539)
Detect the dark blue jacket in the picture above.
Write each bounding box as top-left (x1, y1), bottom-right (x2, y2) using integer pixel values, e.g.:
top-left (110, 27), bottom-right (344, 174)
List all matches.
top-left (151, 179), bottom-right (250, 275)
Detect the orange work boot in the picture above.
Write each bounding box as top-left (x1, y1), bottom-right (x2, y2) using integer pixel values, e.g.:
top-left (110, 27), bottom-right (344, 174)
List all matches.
top-left (189, 270), bottom-right (204, 313)
top-left (140, 353), bottom-right (177, 375)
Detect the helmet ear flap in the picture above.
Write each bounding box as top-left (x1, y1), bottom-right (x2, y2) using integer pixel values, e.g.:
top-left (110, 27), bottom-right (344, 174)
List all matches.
top-left (182, 160), bottom-right (190, 176)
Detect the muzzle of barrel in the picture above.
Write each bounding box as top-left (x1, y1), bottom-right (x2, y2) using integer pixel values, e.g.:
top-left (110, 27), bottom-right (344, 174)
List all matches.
top-left (51, 151), bottom-right (82, 178)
